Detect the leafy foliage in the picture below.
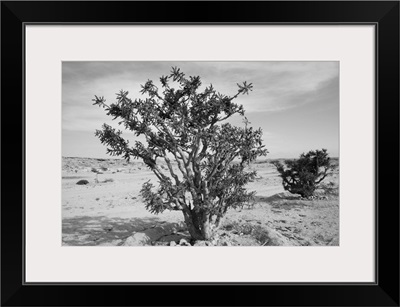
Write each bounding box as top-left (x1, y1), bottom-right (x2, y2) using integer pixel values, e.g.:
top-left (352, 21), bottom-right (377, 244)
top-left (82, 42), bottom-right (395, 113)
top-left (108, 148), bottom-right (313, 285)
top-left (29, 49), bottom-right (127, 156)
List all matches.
top-left (272, 149), bottom-right (335, 198)
top-left (93, 67), bottom-right (268, 240)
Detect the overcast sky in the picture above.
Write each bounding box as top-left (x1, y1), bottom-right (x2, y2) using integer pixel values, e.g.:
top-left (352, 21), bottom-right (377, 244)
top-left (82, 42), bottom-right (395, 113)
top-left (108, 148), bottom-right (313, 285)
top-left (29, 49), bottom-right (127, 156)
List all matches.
top-left (62, 61), bottom-right (339, 159)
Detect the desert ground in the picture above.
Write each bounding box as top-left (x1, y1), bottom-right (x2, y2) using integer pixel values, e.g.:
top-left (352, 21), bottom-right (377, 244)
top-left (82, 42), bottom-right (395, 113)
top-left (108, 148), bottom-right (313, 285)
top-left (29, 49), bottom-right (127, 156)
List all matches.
top-left (62, 157), bottom-right (339, 246)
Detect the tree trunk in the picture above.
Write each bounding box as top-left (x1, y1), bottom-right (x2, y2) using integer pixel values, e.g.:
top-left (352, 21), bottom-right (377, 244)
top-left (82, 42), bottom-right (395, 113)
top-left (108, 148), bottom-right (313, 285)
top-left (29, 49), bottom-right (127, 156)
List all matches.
top-left (201, 219), bottom-right (212, 240)
top-left (182, 209), bottom-right (214, 241)
top-left (182, 209), bottom-right (203, 240)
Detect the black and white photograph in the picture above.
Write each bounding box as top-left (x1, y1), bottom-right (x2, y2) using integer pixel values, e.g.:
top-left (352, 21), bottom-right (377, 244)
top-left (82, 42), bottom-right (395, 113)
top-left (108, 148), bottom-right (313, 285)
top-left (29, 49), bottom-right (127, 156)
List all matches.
top-left (62, 61), bottom-right (339, 247)
top-left (4, 0), bottom-right (400, 304)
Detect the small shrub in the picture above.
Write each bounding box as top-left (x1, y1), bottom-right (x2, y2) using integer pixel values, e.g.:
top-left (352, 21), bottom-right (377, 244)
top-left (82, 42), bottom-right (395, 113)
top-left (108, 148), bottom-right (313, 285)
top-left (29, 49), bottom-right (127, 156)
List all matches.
top-left (76, 179), bottom-right (89, 185)
top-left (272, 149), bottom-right (336, 198)
top-left (103, 178), bottom-right (114, 183)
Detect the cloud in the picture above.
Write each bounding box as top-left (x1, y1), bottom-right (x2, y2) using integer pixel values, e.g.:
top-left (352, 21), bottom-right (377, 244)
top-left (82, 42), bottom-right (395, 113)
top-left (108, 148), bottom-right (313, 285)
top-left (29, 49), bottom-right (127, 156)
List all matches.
top-left (247, 73), bottom-right (339, 113)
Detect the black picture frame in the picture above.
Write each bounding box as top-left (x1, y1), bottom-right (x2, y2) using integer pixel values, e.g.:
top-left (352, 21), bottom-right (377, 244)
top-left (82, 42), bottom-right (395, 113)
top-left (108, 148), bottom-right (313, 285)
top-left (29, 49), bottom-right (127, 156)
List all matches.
top-left (1, 1), bottom-right (399, 306)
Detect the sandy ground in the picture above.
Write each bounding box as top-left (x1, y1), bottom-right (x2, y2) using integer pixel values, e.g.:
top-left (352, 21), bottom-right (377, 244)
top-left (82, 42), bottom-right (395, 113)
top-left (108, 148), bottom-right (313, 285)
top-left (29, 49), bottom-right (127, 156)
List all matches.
top-left (62, 157), bottom-right (339, 246)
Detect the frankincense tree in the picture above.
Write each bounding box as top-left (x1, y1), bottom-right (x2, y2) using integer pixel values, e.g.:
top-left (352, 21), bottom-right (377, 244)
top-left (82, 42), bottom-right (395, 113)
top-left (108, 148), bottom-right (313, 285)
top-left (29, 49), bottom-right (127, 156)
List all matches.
top-left (272, 149), bottom-right (335, 198)
top-left (93, 67), bottom-right (268, 240)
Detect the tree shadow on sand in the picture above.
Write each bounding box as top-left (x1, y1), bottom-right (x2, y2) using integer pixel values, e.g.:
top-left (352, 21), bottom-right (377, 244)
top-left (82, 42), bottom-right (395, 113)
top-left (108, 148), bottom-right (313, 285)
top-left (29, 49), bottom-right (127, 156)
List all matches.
top-left (252, 192), bottom-right (317, 211)
top-left (253, 191), bottom-right (338, 213)
top-left (253, 192), bottom-right (301, 203)
top-left (62, 215), bottom-right (184, 246)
